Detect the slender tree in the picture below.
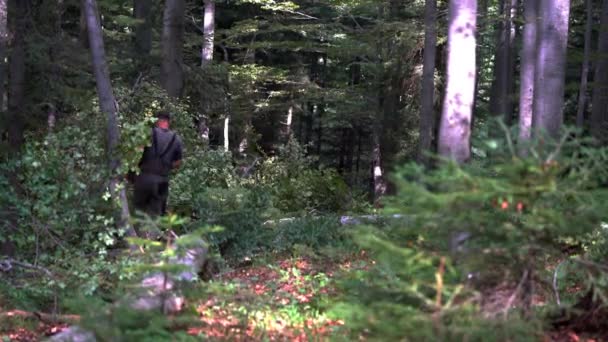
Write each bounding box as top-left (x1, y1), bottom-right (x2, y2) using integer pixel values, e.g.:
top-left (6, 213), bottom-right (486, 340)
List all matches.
top-left (83, 0), bottom-right (136, 238)
top-left (438, 0), bottom-right (477, 164)
top-left (489, 0), bottom-right (517, 123)
top-left (161, 0), bottom-right (185, 97)
top-left (532, 0), bottom-right (571, 138)
top-left (0, 0), bottom-right (7, 113)
top-left (133, 0), bottom-right (152, 56)
top-left (591, 0), bottom-right (608, 140)
top-left (201, 0), bottom-right (215, 66)
top-left (417, 0), bottom-right (437, 166)
top-left (518, 0), bottom-right (538, 146)
top-left (7, 0), bottom-right (26, 152)
top-left (576, 0), bottom-right (593, 128)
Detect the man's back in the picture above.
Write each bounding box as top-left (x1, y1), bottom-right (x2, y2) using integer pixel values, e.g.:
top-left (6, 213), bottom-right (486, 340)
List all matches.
top-left (139, 127), bottom-right (183, 177)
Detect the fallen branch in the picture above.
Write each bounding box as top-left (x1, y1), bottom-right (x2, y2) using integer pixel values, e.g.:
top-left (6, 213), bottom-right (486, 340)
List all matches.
top-left (0, 258), bottom-right (53, 278)
top-left (0, 310), bottom-right (80, 324)
top-left (262, 214), bottom-right (406, 227)
top-left (503, 269), bottom-right (529, 318)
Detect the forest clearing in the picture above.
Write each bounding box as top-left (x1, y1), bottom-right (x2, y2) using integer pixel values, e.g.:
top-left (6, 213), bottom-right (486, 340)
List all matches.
top-left (1, 0), bottom-right (608, 340)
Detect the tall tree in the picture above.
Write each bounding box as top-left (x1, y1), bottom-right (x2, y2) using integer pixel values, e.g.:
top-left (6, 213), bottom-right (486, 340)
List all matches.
top-left (576, 0), bottom-right (593, 128)
top-left (133, 0), bottom-right (152, 56)
top-left (591, 0), bottom-right (608, 140)
top-left (7, 0), bottom-right (26, 152)
top-left (489, 0), bottom-right (517, 123)
top-left (417, 0), bottom-right (437, 166)
top-left (438, 0), bottom-right (477, 164)
top-left (0, 0), bottom-right (7, 113)
top-left (83, 0), bottom-right (135, 238)
top-left (518, 0), bottom-right (538, 146)
top-left (161, 0), bottom-right (185, 97)
top-left (201, 0), bottom-right (215, 66)
top-left (532, 0), bottom-right (571, 138)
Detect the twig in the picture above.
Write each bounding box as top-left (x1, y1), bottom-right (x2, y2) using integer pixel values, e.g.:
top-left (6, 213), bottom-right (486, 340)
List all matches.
top-left (435, 257), bottom-right (446, 307)
top-left (503, 269), bottom-right (529, 318)
top-left (280, 9), bottom-right (319, 20)
top-left (546, 128), bottom-right (572, 163)
top-left (553, 260), bottom-right (568, 307)
top-left (498, 120), bottom-right (516, 158)
top-left (0, 310), bottom-right (79, 324)
top-left (0, 258), bottom-right (53, 278)
top-left (573, 258), bottom-right (608, 272)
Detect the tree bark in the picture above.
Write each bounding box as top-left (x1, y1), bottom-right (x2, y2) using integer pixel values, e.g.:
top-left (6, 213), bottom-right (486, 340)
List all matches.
top-left (201, 0), bottom-right (215, 66)
top-left (518, 0), bottom-right (538, 147)
top-left (504, 0), bottom-right (518, 125)
top-left (591, 0), bottom-right (608, 141)
top-left (0, 0), bottom-right (7, 113)
top-left (161, 0), bottom-right (185, 97)
top-left (437, 0), bottom-right (477, 164)
top-left (133, 0), bottom-right (152, 56)
top-left (417, 0), bottom-right (437, 166)
top-left (532, 0), bottom-right (570, 139)
top-left (79, 0), bottom-right (88, 48)
top-left (489, 0), bottom-right (517, 123)
top-left (371, 126), bottom-right (386, 206)
top-left (7, 0), bottom-right (26, 153)
top-left (223, 115), bottom-right (229, 152)
top-left (576, 0), bottom-right (593, 129)
top-left (83, 0), bottom-right (136, 239)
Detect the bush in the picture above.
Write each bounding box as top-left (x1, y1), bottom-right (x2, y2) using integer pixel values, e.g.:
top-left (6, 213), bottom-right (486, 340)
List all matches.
top-left (331, 132), bottom-right (608, 340)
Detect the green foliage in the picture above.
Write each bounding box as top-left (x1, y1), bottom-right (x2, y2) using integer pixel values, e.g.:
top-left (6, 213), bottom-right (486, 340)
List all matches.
top-left (331, 134), bottom-right (608, 340)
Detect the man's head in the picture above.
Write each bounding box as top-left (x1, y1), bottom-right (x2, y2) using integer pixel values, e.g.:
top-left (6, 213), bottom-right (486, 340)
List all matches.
top-left (155, 111), bottom-right (171, 129)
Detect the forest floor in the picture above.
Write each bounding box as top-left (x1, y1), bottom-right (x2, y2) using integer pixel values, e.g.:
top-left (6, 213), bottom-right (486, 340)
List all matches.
top-left (0, 253), bottom-right (604, 341)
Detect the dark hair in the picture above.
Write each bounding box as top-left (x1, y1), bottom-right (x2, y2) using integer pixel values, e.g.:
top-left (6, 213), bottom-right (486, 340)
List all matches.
top-left (155, 111), bottom-right (172, 121)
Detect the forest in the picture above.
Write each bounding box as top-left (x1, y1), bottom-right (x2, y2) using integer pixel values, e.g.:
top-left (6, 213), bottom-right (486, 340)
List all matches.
top-left (1, 0), bottom-right (608, 340)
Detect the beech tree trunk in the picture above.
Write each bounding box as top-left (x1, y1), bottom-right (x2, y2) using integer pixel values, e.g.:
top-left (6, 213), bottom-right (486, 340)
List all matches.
top-left (161, 0), bottom-right (185, 97)
top-left (591, 0), bottom-right (608, 141)
top-left (437, 0), bottom-right (477, 164)
top-left (201, 0), bottom-right (215, 66)
top-left (504, 0), bottom-right (518, 125)
top-left (518, 0), bottom-right (538, 147)
top-left (417, 0), bottom-right (437, 166)
top-left (133, 0), bottom-right (152, 56)
top-left (532, 0), bottom-right (570, 139)
top-left (576, 0), bottom-right (593, 128)
top-left (7, 0), bottom-right (26, 153)
top-left (0, 0), bottom-right (7, 113)
top-left (83, 0), bottom-right (136, 238)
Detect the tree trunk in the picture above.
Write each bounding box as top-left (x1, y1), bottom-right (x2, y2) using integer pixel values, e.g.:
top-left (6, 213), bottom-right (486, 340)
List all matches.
top-left (591, 0), bottom-right (608, 141)
top-left (0, 0), bottom-right (7, 113)
top-left (371, 126), bottom-right (386, 206)
top-left (417, 0), bottom-right (437, 166)
top-left (518, 0), bottom-right (538, 147)
top-left (576, 0), bottom-right (593, 129)
top-left (532, 0), bottom-right (570, 139)
top-left (83, 0), bottom-right (136, 239)
top-left (161, 0), bottom-right (185, 97)
top-left (223, 115), bottom-right (230, 152)
top-left (79, 0), bottom-right (88, 48)
top-left (133, 0), bottom-right (152, 56)
top-left (437, 0), bottom-right (477, 164)
top-left (201, 0), bottom-right (215, 66)
top-left (489, 0), bottom-right (516, 122)
top-left (504, 0), bottom-right (518, 125)
top-left (7, 0), bottom-right (26, 153)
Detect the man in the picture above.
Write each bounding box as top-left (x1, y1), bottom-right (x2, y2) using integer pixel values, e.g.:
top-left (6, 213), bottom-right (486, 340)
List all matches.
top-left (134, 111), bottom-right (183, 217)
